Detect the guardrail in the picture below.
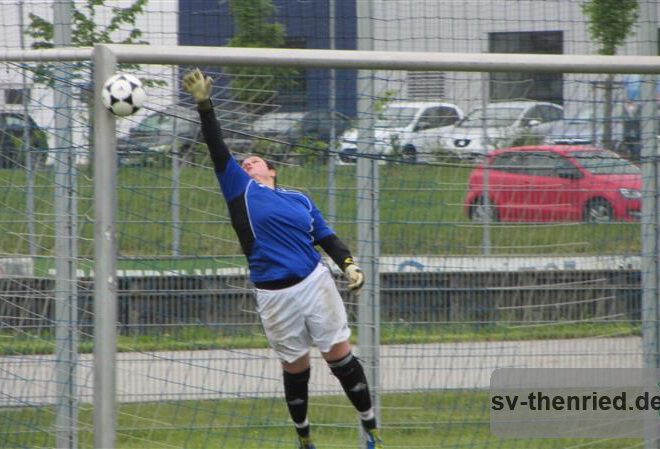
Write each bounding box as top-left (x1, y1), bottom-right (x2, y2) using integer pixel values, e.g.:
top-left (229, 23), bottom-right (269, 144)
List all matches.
top-left (0, 269), bottom-right (641, 333)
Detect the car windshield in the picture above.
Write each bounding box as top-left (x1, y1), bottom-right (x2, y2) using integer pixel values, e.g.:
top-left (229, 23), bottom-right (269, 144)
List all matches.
top-left (375, 107), bottom-right (418, 128)
top-left (252, 113), bottom-right (305, 133)
top-left (459, 106), bottom-right (525, 128)
top-left (572, 151), bottom-right (640, 175)
top-left (573, 106), bottom-right (602, 121)
top-left (133, 110), bottom-right (193, 134)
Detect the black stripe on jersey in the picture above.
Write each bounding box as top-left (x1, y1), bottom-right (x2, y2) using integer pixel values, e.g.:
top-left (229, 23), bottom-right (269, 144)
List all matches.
top-left (227, 193), bottom-right (254, 256)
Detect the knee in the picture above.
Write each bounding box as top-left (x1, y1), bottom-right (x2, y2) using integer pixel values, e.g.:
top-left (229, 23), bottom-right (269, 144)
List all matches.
top-left (328, 352), bottom-right (362, 378)
top-left (283, 367), bottom-right (310, 387)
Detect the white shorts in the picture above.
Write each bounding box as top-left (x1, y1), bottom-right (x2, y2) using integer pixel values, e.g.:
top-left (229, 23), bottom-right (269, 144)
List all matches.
top-left (255, 263), bottom-right (351, 363)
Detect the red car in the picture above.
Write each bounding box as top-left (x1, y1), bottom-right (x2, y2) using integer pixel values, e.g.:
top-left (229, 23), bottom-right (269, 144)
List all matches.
top-left (464, 145), bottom-right (642, 222)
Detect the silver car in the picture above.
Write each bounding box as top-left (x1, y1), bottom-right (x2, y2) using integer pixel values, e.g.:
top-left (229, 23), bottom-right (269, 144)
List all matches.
top-left (543, 102), bottom-right (641, 161)
top-left (441, 101), bottom-right (564, 158)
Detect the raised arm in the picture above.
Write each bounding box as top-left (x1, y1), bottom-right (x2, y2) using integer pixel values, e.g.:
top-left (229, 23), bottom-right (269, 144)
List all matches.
top-left (182, 68), bottom-right (231, 172)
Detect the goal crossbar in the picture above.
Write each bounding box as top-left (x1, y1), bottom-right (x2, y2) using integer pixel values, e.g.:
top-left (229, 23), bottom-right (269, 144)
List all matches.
top-left (1, 44), bottom-right (659, 74)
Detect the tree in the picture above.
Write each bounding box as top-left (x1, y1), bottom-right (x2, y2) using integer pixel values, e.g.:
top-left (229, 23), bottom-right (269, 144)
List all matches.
top-left (24, 0), bottom-right (162, 162)
top-left (582, 0), bottom-right (639, 56)
top-left (224, 0), bottom-right (300, 110)
top-left (582, 0), bottom-right (639, 150)
top-left (25, 0), bottom-right (162, 92)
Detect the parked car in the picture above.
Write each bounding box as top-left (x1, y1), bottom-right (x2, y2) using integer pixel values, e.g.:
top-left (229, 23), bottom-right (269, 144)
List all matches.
top-left (248, 110), bottom-right (351, 160)
top-left (117, 103), bottom-right (253, 166)
top-left (338, 101), bottom-right (463, 163)
top-left (0, 111), bottom-right (49, 169)
top-left (117, 105), bottom-right (197, 166)
top-left (464, 145), bottom-right (641, 223)
top-left (544, 101), bottom-right (641, 161)
top-left (441, 101), bottom-right (564, 159)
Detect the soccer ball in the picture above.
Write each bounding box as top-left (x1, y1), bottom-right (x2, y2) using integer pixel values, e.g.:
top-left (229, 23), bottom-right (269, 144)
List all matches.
top-left (101, 73), bottom-right (146, 117)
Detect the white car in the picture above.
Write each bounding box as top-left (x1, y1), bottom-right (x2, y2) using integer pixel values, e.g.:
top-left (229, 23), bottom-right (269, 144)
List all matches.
top-left (441, 101), bottom-right (564, 159)
top-left (337, 101), bottom-right (463, 163)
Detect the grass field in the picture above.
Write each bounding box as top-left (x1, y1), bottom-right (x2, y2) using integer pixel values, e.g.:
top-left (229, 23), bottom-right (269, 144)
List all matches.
top-left (0, 391), bottom-right (643, 448)
top-left (0, 161), bottom-right (641, 277)
top-left (0, 321), bottom-right (641, 356)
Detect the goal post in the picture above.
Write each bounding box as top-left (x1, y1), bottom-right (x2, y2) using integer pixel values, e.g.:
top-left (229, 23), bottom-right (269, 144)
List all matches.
top-left (92, 44), bottom-right (119, 449)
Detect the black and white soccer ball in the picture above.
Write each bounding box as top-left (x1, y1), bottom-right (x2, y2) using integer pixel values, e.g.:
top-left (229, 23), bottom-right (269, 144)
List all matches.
top-left (101, 73), bottom-right (147, 117)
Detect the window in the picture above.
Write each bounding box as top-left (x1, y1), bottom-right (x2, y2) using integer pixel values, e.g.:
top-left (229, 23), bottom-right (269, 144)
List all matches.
top-left (422, 106), bottom-right (459, 128)
top-left (522, 105), bottom-right (563, 125)
top-left (537, 105), bottom-right (564, 122)
top-left (3, 113), bottom-right (34, 128)
top-left (523, 106), bottom-right (543, 124)
top-left (524, 153), bottom-right (575, 177)
top-left (572, 150), bottom-right (640, 175)
top-left (377, 106), bottom-right (418, 128)
top-left (491, 152), bottom-right (525, 174)
top-left (419, 107), bottom-right (460, 129)
top-left (489, 31), bottom-right (563, 105)
top-left (135, 112), bottom-right (173, 133)
top-left (462, 105), bottom-right (525, 128)
top-left (5, 88), bottom-right (29, 105)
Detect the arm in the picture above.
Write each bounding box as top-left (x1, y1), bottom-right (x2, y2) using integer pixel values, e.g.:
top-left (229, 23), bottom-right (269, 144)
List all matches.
top-left (183, 69), bottom-right (230, 172)
top-left (314, 220), bottom-right (364, 292)
top-left (318, 234), bottom-right (354, 271)
top-left (318, 234), bottom-right (363, 292)
top-left (197, 100), bottom-right (231, 172)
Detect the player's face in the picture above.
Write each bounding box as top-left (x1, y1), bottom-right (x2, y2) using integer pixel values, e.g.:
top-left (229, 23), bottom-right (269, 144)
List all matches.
top-left (241, 156), bottom-right (276, 187)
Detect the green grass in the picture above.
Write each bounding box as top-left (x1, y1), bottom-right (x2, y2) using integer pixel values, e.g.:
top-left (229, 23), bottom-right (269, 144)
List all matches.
top-left (0, 321), bottom-right (641, 356)
top-left (0, 162), bottom-right (641, 274)
top-left (0, 391), bottom-right (644, 448)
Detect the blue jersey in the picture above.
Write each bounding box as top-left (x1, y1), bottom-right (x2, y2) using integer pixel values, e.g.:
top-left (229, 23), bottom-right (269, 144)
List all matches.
top-left (216, 157), bottom-right (335, 283)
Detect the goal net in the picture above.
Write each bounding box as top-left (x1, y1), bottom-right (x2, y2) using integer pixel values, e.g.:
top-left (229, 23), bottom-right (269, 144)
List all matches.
top-left (0, 34), bottom-right (658, 449)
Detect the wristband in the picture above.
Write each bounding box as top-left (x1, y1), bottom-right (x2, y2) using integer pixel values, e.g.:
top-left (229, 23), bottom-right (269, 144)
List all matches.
top-left (197, 99), bottom-right (213, 112)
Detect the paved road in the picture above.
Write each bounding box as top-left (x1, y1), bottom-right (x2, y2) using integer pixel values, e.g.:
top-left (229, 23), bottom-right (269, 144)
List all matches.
top-left (0, 337), bottom-right (642, 406)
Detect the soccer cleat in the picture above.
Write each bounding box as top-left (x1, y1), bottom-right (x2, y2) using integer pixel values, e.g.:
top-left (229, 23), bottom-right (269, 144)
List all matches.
top-left (297, 435), bottom-right (317, 449)
top-left (365, 428), bottom-right (383, 449)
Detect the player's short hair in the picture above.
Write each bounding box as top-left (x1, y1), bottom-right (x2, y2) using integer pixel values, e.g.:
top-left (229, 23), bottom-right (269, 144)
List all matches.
top-left (240, 154), bottom-right (276, 170)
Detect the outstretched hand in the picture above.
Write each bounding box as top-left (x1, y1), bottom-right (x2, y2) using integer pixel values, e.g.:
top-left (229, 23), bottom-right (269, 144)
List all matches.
top-left (183, 68), bottom-right (212, 104)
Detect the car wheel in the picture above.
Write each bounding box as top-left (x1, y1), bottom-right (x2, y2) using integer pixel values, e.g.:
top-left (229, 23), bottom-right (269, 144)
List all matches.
top-left (584, 198), bottom-right (614, 223)
top-left (401, 144), bottom-right (417, 162)
top-left (470, 196), bottom-right (499, 222)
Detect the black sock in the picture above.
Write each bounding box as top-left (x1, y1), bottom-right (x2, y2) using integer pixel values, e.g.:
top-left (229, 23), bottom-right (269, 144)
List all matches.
top-left (362, 417), bottom-right (377, 431)
top-left (328, 353), bottom-right (377, 430)
top-left (283, 368), bottom-right (310, 437)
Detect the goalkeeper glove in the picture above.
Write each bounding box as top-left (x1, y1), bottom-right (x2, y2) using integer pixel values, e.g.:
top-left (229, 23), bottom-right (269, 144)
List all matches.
top-left (344, 260), bottom-right (364, 293)
top-left (183, 68), bottom-right (213, 104)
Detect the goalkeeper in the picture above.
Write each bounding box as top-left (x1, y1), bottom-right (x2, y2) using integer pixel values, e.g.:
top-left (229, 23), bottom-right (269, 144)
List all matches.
top-left (183, 69), bottom-right (383, 449)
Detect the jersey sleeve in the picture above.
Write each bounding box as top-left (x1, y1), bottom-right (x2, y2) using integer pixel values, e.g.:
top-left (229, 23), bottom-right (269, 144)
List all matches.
top-left (198, 105), bottom-right (231, 171)
top-left (197, 103), bottom-right (251, 201)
